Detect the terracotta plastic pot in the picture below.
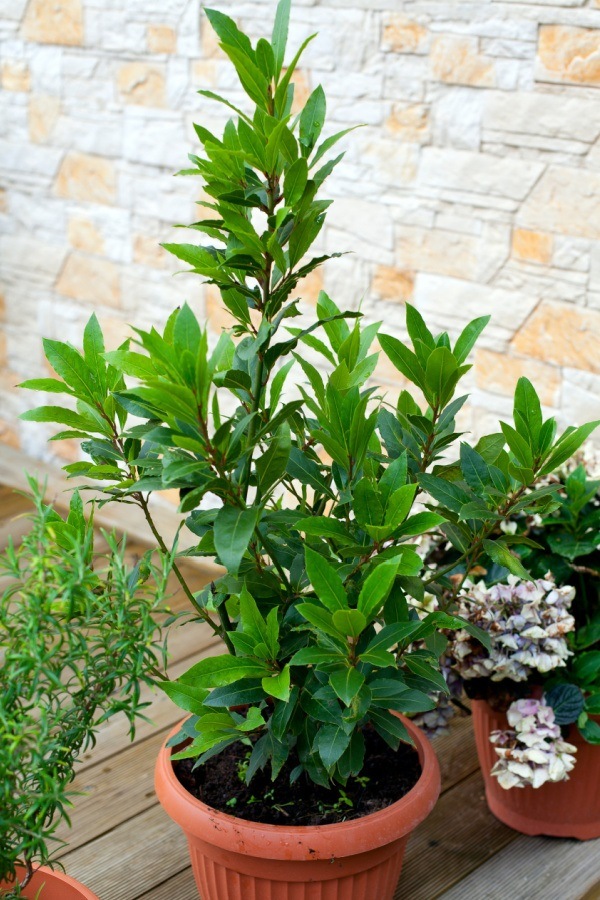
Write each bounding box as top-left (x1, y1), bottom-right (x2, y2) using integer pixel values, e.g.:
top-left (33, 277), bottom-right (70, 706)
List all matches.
top-left (155, 715), bottom-right (441, 900)
top-left (0, 865), bottom-right (99, 899)
top-left (472, 699), bottom-right (600, 840)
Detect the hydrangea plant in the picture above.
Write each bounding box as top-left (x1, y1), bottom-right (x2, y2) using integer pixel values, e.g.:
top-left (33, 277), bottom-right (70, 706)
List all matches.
top-left (0, 481), bottom-right (169, 897)
top-left (21, 0), bottom-right (598, 801)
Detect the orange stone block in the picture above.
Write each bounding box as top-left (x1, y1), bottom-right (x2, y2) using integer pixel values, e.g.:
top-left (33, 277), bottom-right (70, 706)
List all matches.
top-left (117, 63), bottom-right (166, 107)
top-left (475, 349), bottom-right (560, 407)
top-left (386, 104), bottom-right (430, 144)
top-left (148, 25), bottom-right (177, 54)
top-left (511, 228), bottom-right (553, 265)
top-left (383, 15), bottom-right (429, 54)
top-left (56, 253), bottom-right (121, 308)
top-left (55, 152), bottom-right (116, 206)
top-left (68, 218), bottom-right (105, 255)
top-left (512, 300), bottom-right (600, 373)
top-left (372, 266), bottom-right (414, 303)
top-left (133, 234), bottom-right (165, 268)
top-left (431, 35), bottom-right (495, 88)
top-left (538, 26), bottom-right (600, 87)
top-left (22, 0), bottom-right (83, 46)
top-left (1, 61), bottom-right (31, 91)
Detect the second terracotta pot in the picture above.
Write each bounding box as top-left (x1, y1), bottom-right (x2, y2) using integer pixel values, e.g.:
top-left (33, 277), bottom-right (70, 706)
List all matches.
top-left (0, 865), bottom-right (99, 900)
top-left (155, 715), bottom-right (441, 900)
top-left (472, 699), bottom-right (600, 840)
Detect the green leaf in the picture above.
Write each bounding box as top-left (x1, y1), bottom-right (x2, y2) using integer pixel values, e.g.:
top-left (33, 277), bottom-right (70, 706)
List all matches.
top-left (460, 443), bottom-right (494, 496)
top-left (157, 680), bottom-right (209, 715)
top-left (358, 560), bottom-right (400, 620)
top-left (178, 655), bottom-right (271, 689)
top-left (18, 378), bottom-right (75, 395)
top-left (500, 421), bottom-right (534, 468)
top-left (287, 447), bottom-right (333, 498)
top-left (453, 315), bottom-right (490, 364)
top-left (580, 718), bottom-right (600, 745)
top-left (284, 157), bottom-right (308, 206)
top-left (544, 683), bottom-right (585, 725)
top-left (394, 511), bottom-right (445, 537)
top-left (405, 303), bottom-right (435, 359)
top-left (482, 539), bottom-right (532, 580)
top-left (404, 652), bottom-right (449, 693)
top-left (584, 694), bottom-right (600, 715)
top-left (297, 602), bottom-right (341, 639)
top-left (83, 313), bottom-right (107, 394)
top-left (20, 406), bottom-right (96, 431)
top-left (425, 346), bottom-right (459, 404)
top-left (272, 0), bottom-right (291, 77)
top-left (514, 377), bottom-right (542, 445)
top-left (204, 8), bottom-right (254, 59)
top-left (255, 423), bottom-right (291, 492)
top-left (262, 665), bottom-right (291, 702)
top-left (316, 724), bottom-right (352, 771)
top-left (417, 473), bottom-right (472, 514)
top-left (332, 608), bottom-right (367, 638)
top-left (293, 516), bottom-right (351, 543)
top-left (385, 483), bottom-right (417, 529)
top-left (370, 708), bottom-right (412, 750)
top-left (299, 85), bottom-right (326, 151)
top-left (379, 334), bottom-right (426, 390)
top-left (214, 505), bottom-right (259, 576)
top-left (329, 667), bottom-right (365, 706)
top-left (42, 339), bottom-right (97, 399)
top-left (305, 547), bottom-right (347, 612)
top-left (572, 651), bottom-right (600, 688)
top-left (203, 680), bottom-right (265, 708)
top-left (539, 421), bottom-right (600, 477)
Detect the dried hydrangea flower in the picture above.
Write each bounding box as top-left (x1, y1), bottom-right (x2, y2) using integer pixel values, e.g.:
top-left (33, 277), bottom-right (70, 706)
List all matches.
top-left (449, 575), bottom-right (575, 682)
top-left (490, 698), bottom-right (577, 789)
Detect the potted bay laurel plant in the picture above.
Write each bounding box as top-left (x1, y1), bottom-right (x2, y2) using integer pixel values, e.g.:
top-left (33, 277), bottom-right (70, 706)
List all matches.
top-left (0, 482), bottom-right (169, 899)
top-left (20, 1), bottom-right (599, 895)
top-left (441, 454), bottom-right (600, 839)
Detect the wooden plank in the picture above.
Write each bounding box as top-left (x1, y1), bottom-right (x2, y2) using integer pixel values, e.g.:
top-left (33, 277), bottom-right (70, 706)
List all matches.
top-left (431, 712), bottom-right (479, 793)
top-left (55, 727), bottom-right (173, 855)
top-left (438, 834), bottom-right (600, 900)
top-left (137, 868), bottom-right (198, 900)
top-left (59, 804), bottom-right (190, 900)
top-left (396, 770), bottom-right (517, 899)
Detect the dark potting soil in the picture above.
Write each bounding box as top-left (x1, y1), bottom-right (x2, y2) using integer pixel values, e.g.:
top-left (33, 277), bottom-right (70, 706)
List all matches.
top-left (173, 727), bottom-right (422, 826)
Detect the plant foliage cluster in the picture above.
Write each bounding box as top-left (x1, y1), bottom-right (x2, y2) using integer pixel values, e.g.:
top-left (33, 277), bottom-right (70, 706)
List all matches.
top-left (0, 483), bottom-right (169, 896)
top-left (21, 0), bottom-right (597, 793)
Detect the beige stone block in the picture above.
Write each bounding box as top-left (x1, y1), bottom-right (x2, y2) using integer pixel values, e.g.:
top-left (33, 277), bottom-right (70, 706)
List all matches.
top-left (537, 26), bottom-right (600, 87)
top-left (382, 15), bottom-right (429, 54)
top-left (512, 300), bottom-right (600, 373)
top-left (22, 0), bottom-right (83, 46)
top-left (133, 234), bottom-right (165, 268)
top-left (386, 104), bottom-right (429, 144)
top-left (1, 60), bottom-right (31, 91)
top-left (430, 36), bottom-right (495, 88)
top-left (191, 60), bottom-right (217, 87)
top-left (511, 229), bottom-right (553, 265)
top-left (55, 152), bottom-right (116, 206)
top-left (68, 218), bottom-right (105, 255)
top-left (395, 225), bottom-right (507, 283)
top-left (29, 94), bottom-right (60, 143)
top-left (484, 90), bottom-right (600, 144)
top-left (372, 266), bottom-right (414, 303)
top-left (518, 166), bottom-right (600, 241)
top-left (56, 253), bottom-right (121, 308)
top-left (147, 25), bottom-right (177, 54)
top-left (0, 191), bottom-right (6, 213)
top-left (419, 148), bottom-right (543, 202)
top-left (117, 63), bottom-right (166, 108)
top-left (475, 349), bottom-right (560, 406)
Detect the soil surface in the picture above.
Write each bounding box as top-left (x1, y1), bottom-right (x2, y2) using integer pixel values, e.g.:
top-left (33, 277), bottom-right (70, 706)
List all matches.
top-left (174, 727), bottom-right (422, 826)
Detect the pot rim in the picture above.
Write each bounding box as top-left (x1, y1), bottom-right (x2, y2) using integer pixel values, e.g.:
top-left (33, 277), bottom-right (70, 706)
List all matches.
top-left (155, 714), bottom-right (441, 858)
top-left (3, 865), bottom-right (99, 900)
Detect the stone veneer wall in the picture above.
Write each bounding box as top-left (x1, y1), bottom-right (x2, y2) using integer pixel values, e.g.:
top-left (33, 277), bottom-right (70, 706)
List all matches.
top-left (1, 0), bottom-right (600, 465)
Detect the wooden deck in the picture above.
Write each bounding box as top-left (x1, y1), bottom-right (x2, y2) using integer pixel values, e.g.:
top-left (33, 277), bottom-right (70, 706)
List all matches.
top-left (2, 483), bottom-right (599, 900)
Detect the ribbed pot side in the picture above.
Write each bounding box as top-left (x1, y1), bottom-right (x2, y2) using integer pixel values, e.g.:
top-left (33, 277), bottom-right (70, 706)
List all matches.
top-left (472, 699), bottom-right (600, 840)
top-left (155, 715), bottom-right (441, 900)
top-left (0, 866), bottom-right (99, 900)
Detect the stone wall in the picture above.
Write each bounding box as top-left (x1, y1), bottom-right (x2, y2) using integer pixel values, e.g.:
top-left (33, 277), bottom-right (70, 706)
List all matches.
top-left (1, 0), bottom-right (600, 464)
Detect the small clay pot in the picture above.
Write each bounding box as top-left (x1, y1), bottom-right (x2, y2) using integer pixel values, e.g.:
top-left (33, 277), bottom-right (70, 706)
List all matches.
top-left (472, 699), bottom-right (600, 840)
top-left (0, 866), bottom-right (99, 899)
top-left (155, 714), bottom-right (441, 900)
